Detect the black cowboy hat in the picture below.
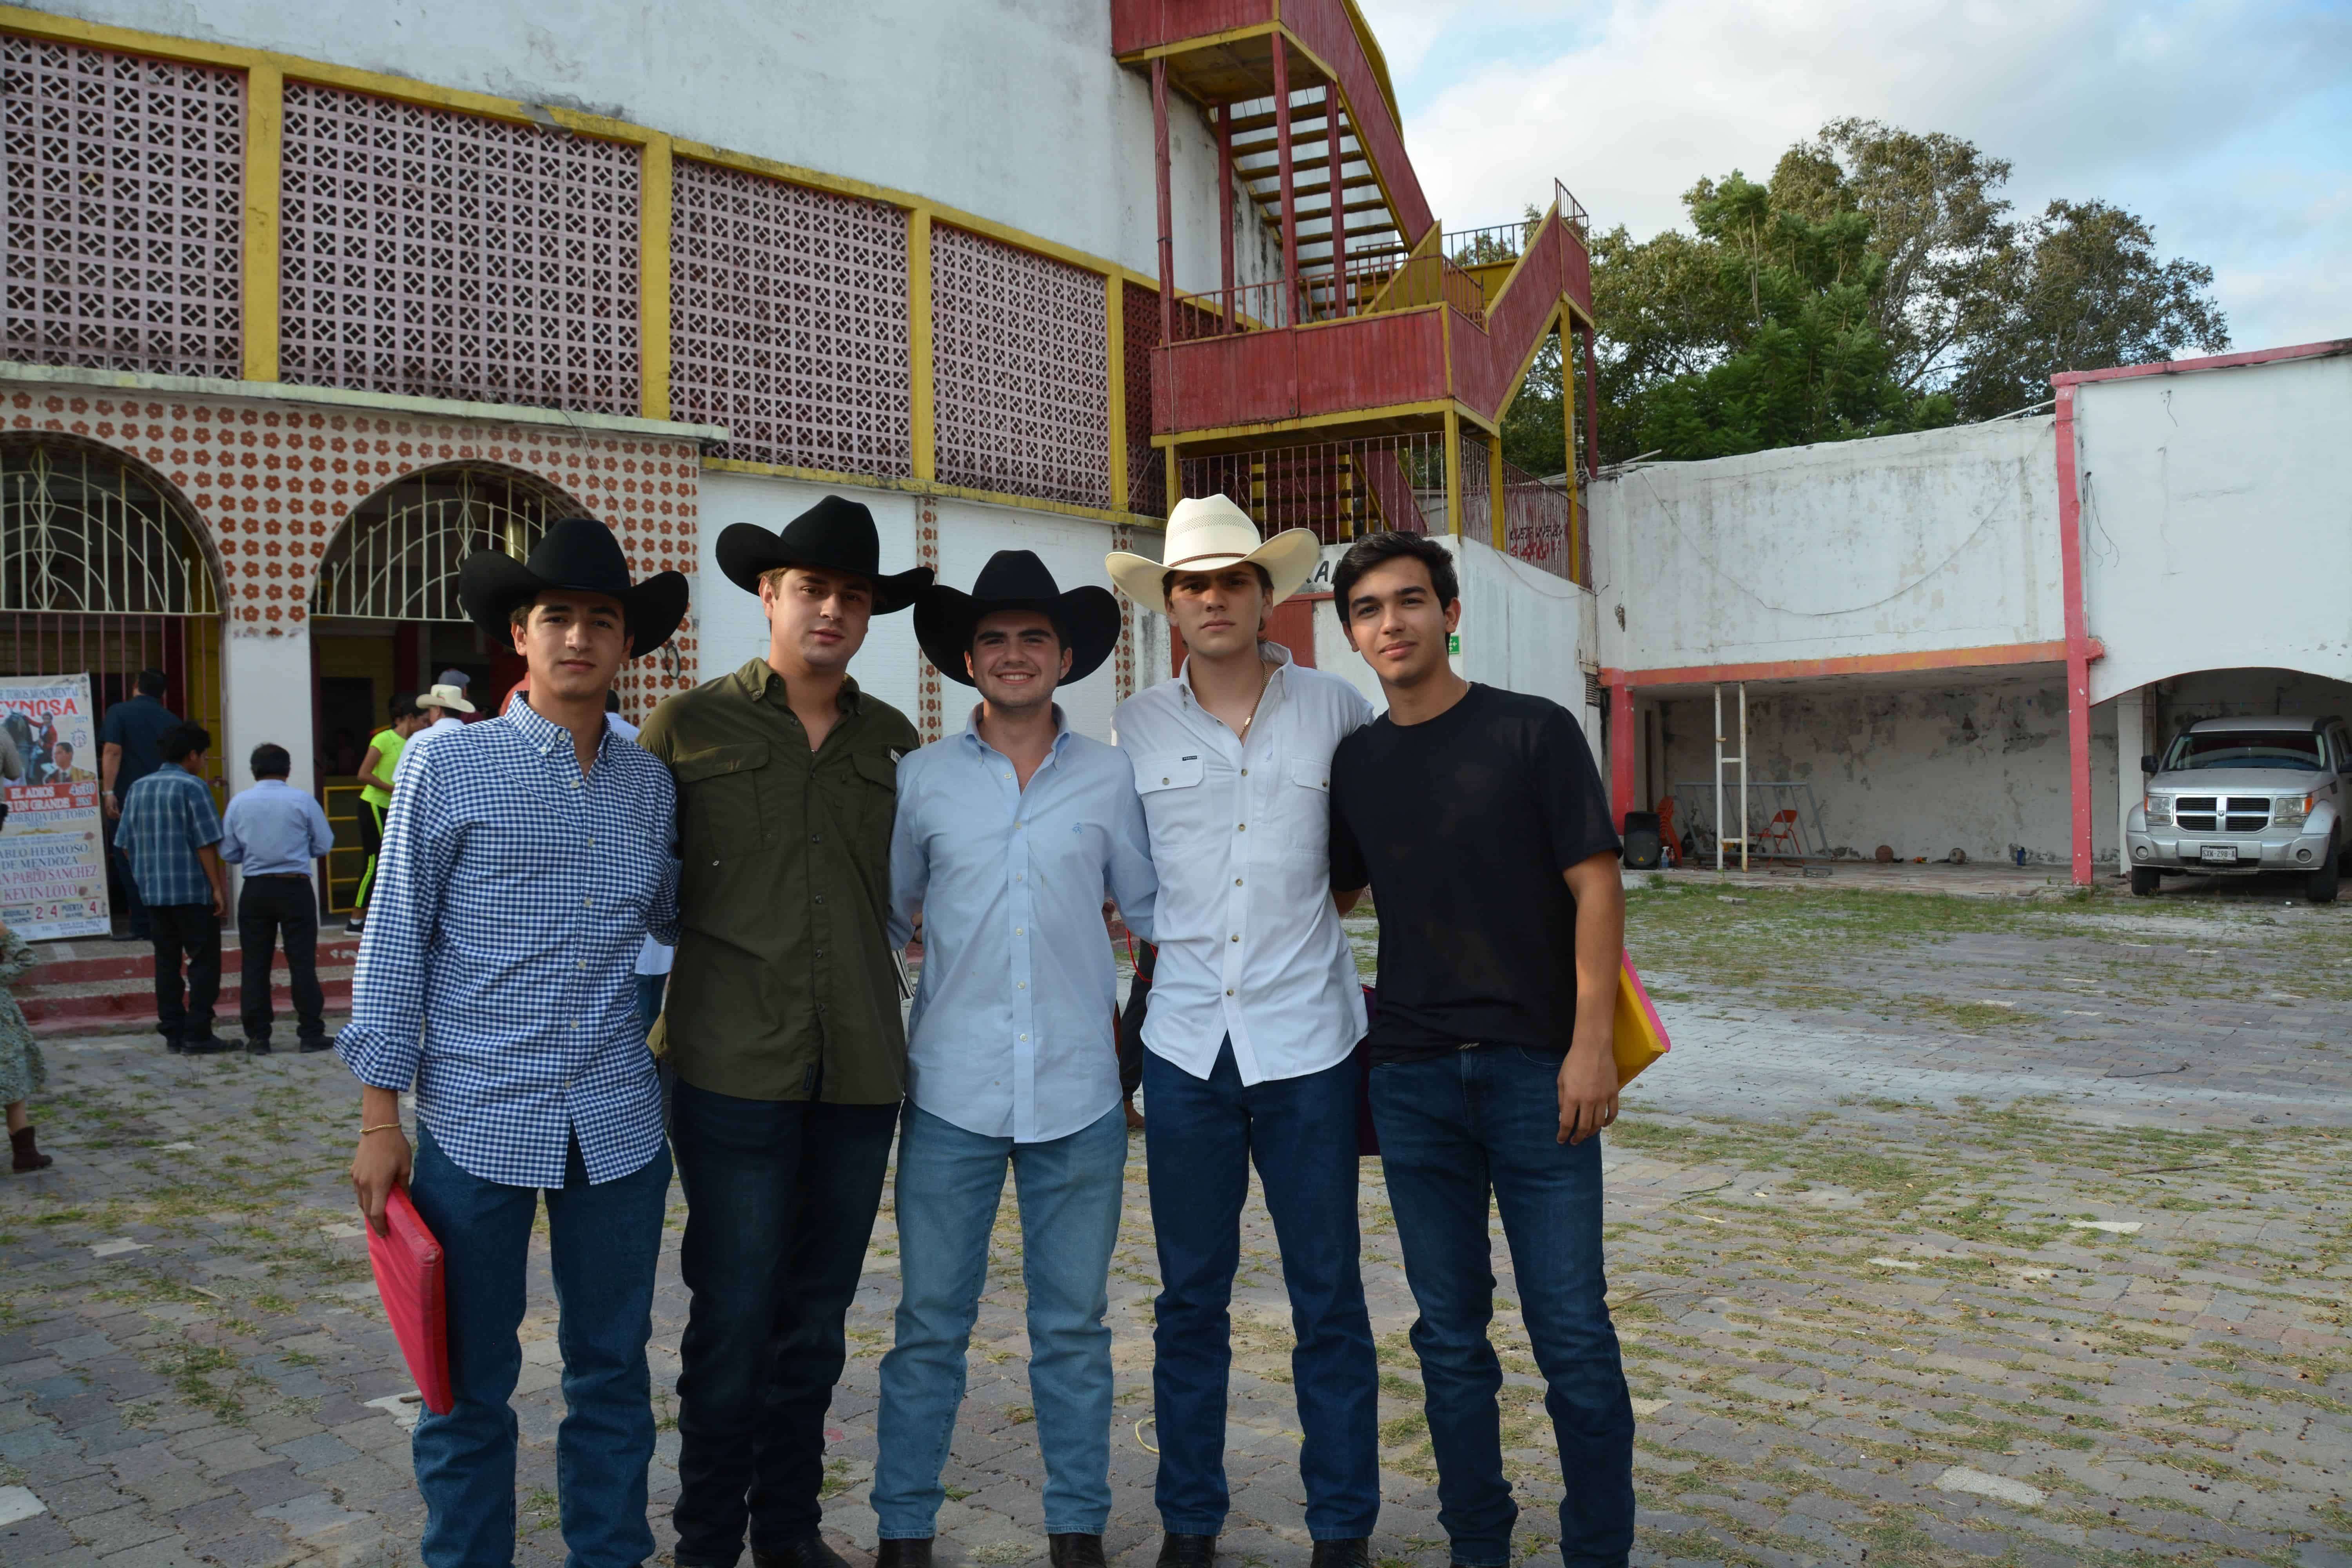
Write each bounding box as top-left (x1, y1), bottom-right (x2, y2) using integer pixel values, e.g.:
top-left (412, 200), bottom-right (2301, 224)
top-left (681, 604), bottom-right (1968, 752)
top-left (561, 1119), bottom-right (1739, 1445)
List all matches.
top-left (714, 494), bottom-right (931, 613)
top-left (915, 550), bottom-right (1123, 688)
top-left (457, 516), bottom-right (689, 654)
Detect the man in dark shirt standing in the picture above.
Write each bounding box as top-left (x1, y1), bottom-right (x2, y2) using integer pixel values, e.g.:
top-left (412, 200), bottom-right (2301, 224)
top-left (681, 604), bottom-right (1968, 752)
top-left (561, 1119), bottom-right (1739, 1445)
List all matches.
top-left (637, 495), bottom-right (929, 1568)
top-left (1325, 532), bottom-right (1635, 1568)
top-left (100, 668), bottom-right (180, 941)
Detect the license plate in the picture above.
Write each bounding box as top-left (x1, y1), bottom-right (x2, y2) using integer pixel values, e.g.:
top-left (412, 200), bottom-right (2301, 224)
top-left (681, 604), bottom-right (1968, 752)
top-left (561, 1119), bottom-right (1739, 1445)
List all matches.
top-left (2199, 845), bottom-right (2238, 864)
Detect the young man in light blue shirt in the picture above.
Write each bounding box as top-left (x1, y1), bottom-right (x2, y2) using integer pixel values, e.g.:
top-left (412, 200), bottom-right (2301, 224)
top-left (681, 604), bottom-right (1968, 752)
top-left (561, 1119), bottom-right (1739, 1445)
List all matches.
top-left (219, 742), bottom-right (336, 1053)
top-left (877, 551), bottom-right (1157, 1568)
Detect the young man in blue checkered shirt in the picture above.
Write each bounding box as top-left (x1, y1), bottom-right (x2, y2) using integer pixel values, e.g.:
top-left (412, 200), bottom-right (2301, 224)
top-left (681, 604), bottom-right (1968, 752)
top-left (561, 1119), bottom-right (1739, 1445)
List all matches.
top-left (113, 722), bottom-right (230, 1054)
top-left (339, 518), bottom-right (689, 1568)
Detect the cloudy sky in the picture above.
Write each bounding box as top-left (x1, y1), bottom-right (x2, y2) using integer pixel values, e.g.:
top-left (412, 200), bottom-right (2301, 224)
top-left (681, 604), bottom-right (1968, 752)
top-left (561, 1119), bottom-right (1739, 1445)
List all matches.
top-left (1354, 0), bottom-right (2352, 356)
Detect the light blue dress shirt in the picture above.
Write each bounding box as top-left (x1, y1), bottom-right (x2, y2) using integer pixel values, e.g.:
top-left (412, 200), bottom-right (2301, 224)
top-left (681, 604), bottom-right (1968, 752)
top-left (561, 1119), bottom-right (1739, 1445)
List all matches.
top-left (220, 779), bottom-right (336, 878)
top-left (889, 707), bottom-right (1157, 1144)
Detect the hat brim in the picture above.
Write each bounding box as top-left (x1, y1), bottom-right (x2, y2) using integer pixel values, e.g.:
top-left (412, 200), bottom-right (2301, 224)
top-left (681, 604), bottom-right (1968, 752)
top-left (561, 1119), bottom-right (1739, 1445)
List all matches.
top-left (915, 585), bottom-right (1123, 688)
top-left (458, 552), bottom-right (691, 658)
top-left (1105, 526), bottom-right (1322, 616)
top-left (715, 522), bottom-right (931, 613)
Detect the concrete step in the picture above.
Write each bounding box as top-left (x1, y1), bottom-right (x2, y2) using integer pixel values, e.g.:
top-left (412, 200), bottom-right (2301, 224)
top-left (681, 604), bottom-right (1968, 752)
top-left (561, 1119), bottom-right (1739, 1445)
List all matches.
top-left (18, 933), bottom-right (362, 1038)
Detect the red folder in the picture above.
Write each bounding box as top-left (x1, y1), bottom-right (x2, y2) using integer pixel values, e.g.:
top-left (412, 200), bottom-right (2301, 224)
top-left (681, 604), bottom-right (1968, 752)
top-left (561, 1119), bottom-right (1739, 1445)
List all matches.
top-left (367, 1185), bottom-right (453, 1415)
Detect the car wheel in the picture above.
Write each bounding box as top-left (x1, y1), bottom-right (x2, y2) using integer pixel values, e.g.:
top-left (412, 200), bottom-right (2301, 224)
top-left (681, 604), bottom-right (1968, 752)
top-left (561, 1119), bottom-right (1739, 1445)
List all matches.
top-left (2129, 866), bottom-right (2160, 897)
top-left (2308, 853), bottom-right (2340, 905)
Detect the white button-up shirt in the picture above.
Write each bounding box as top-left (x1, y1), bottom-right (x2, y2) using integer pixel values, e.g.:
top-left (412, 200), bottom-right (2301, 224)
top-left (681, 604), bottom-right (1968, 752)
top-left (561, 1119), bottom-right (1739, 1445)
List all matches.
top-left (1113, 642), bottom-right (1373, 1086)
top-left (889, 708), bottom-right (1159, 1142)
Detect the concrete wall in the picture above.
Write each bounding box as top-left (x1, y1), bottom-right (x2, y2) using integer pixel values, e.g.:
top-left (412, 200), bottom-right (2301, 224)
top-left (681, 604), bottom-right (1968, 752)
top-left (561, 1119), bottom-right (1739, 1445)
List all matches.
top-left (694, 470), bottom-right (1136, 742)
top-left (1649, 673), bottom-right (2118, 867)
top-left (47, 0), bottom-right (1277, 295)
top-left (1308, 535), bottom-right (1597, 726)
top-left (1593, 415), bottom-right (2064, 675)
top-left (2076, 352), bottom-right (2352, 702)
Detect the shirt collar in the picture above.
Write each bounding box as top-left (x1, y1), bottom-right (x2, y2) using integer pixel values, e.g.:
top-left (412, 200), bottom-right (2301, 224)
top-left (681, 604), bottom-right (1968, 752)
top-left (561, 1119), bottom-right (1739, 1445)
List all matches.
top-left (505, 692), bottom-right (613, 762)
top-left (736, 656), bottom-right (864, 715)
top-left (1177, 640), bottom-right (1293, 709)
top-left (960, 704), bottom-right (1072, 757)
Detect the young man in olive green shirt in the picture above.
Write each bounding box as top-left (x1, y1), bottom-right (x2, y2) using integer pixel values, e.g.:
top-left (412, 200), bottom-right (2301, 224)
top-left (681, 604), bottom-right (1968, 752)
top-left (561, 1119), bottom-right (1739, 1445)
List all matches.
top-left (639, 495), bottom-right (929, 1568)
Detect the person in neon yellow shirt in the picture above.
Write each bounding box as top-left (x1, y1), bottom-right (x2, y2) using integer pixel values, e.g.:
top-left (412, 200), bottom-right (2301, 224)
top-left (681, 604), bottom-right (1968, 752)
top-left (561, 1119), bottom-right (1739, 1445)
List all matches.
top-left (350, 695), bottom-right (427, 933)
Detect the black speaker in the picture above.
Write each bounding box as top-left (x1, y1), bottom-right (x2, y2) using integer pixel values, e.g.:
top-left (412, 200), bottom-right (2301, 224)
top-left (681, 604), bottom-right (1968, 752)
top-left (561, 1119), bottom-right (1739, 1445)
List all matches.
top-left (1621, 810), bottom-right (1662, 869)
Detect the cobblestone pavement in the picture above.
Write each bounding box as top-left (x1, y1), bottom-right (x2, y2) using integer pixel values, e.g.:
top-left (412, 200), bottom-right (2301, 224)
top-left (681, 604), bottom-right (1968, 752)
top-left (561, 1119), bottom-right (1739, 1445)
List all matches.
top-left (2, 882), bottom-right (2347, 1568)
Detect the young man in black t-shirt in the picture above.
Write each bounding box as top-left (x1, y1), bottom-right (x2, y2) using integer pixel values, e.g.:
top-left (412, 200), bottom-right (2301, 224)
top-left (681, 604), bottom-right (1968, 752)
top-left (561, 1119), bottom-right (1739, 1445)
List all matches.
top-left (1326, 532), bottom-right (1635, 1568)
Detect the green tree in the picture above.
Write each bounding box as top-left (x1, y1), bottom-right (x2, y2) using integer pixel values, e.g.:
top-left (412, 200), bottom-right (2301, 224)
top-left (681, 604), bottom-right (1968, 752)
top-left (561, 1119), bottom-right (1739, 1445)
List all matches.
top-left (1950, 198), bottom-right (2230, 417)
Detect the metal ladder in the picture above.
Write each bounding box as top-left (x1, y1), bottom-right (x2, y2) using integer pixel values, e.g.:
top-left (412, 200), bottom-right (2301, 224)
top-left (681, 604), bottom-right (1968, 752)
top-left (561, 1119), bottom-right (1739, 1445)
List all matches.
top-left (1714, 682), bottom-right (1748, 872)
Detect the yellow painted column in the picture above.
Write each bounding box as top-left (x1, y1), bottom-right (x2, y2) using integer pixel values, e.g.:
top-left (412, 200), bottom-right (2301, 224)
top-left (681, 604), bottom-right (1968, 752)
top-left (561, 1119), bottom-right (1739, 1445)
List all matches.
top-left (639, 135), bottom-right (674, 422)
top-left (1105, 272), bottom-right (1127, 513)
top-left (1488, 435), bottom-right (1506, 550)
top-left (1443, 407), bottom-right (1464, 537)
top-left (909, 209), bottom-right (937, 484)
top-left (1164, 445), bottom-right (1181, 511)
top-left (240, 64), bottom-right (284, 384)
top-left (1564, 341), bottom-right (1582, 583)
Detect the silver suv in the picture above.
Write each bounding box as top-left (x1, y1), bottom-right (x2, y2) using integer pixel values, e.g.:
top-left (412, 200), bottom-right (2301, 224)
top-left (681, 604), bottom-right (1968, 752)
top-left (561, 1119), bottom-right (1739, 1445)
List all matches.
top-left (2127, 715), bottom-right (2348, 902)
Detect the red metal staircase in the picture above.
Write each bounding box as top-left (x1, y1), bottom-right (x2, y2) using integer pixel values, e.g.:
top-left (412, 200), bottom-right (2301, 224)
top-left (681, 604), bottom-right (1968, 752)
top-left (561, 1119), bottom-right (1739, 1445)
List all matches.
top-left (1113, 0), bottom-right (1598, 574)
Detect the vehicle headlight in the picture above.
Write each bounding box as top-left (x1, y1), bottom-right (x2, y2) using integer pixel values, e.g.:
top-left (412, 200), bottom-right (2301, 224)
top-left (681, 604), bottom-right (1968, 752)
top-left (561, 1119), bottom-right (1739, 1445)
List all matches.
top-left (2276, 794), bottom-right (2311, 829)
top-left (2144, 794), bottom-right (2171, 827)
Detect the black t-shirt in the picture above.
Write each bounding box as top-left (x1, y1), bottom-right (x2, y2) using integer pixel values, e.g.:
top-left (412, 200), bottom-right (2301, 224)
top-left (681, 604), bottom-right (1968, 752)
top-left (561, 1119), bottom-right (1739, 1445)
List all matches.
top-left (1329, 682), bottom-right (1619, 1062)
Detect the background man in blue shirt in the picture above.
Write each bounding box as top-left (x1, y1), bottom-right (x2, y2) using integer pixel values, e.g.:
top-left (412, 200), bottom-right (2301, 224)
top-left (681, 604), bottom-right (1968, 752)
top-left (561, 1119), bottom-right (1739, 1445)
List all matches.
top-left (113, 723), bottom-right (229, 1054)
top-left (875, 552), bottom-right (1156, 1568)
top-left (100, 667), bottom-right (180, 940)
top-left (220, 743), bottom-right (337, 1054)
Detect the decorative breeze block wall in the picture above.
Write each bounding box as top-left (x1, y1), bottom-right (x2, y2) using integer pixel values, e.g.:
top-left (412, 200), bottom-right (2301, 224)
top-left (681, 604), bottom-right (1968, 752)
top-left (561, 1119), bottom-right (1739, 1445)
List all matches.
top-left (1, 33), bottom-right (245, 378)
top-left (1120, 281), bottom-right (1161, 517)
top-left (2, 388), bottom-right (701, 708)
top-left (278, 82), bottom-right (642, 416)
top-left (670, 158), bottom-right (913, 478)
top-left (931, 227), bottom-right (1109, 509)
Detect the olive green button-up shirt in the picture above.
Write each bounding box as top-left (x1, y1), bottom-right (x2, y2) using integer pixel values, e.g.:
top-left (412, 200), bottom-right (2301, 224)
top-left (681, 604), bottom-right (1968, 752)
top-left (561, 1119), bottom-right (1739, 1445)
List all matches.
top-left (638, 658), bottom-right (919, 1103)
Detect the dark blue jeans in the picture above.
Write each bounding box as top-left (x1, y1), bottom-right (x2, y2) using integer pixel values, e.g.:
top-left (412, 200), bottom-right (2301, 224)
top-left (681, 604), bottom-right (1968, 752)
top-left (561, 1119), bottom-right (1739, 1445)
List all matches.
top-left (1369, 1048), bottom-right (1635, 1568)
top-left (1143, 1041), bottom-right (1379, 1539)
top-left (668, 1081), bottom-right (898, 1567)
top-left (406, 1121), bottom-right (672, 1568)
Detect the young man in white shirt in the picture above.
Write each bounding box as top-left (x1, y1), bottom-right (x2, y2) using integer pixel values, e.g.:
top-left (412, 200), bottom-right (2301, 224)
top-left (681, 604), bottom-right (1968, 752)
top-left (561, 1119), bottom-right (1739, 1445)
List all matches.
top-left (1104, 496), bottom-right (1379, 1568)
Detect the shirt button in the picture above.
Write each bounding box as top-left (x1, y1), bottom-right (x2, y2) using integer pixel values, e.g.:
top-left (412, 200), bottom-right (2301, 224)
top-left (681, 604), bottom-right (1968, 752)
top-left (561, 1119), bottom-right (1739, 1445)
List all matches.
top-left (1237, 823), bottom-right (1246, 831)
top-left (1014, 927), bottom-right (1024, 936)
top-left (1018, 981), bottom-right (1026, 989)
top-left (815, 895), bottom-right (825, 905)
top-left (1234, 877), bottom-right (1244, 886)
top-left (1161, 776), bottom-right (1170, 784)
top-left (582, 898), bottom-right (592, 908)
top-left (1241, 768), bottom-right (1249, 777)
top-left (1225, 988), bottom-right (1235, 996)
top-left (1230, 934), bottom-right (1239, 942)
top-left (1019, 1033), bottom-right (1028, 1041)
top-left (811, 833), bottom-right (821, 843)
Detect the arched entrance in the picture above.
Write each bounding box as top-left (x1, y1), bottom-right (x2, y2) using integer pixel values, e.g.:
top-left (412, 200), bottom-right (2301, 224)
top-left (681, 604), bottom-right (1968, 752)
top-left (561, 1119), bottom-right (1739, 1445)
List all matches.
top-left (309, 465), bottom-right (571, 910)
top-left (0, 434), bottom-right (227, 933)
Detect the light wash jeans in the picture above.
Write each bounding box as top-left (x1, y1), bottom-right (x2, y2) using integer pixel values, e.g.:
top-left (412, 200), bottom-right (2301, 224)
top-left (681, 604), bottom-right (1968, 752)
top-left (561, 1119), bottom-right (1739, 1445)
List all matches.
top-left (872, 1102), bottom-right (1129, 1539)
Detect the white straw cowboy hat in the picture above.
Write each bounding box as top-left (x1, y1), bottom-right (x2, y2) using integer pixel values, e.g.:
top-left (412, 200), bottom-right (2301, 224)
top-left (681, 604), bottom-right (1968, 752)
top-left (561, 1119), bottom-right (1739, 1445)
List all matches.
top-left (1105, 495), bottom-right (1322, 617)
top-left (420, 683), bottom-right (477, 715)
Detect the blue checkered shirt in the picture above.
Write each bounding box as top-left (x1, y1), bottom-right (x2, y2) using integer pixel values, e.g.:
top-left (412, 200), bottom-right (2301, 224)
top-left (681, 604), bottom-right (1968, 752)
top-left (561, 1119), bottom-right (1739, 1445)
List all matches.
top-left (115, 763), bottom-right (221, 908)
top-left (336, 702), bottom-right (681, 1188)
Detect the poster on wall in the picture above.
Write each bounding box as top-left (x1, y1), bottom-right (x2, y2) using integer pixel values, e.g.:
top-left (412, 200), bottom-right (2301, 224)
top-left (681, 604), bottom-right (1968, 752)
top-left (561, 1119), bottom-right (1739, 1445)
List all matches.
top-left (0, 674), bottom-right (113, 941)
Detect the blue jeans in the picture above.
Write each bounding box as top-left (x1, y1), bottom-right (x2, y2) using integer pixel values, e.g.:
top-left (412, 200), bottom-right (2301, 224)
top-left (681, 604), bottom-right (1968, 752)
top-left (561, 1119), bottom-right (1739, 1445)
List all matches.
top-left (405, 1121), bottom-right (673, 1568)
top-left (635, 973), bottom-right (667, 1039)
top-left (1369, 1048), bottom-right (1635, 1568)
top-left (668, 1081), bottom-right (898, 1566)
top-left (874, 1103), bottom-right (1129, 1539)
top-left (1143, 1040), bottom-right (1379, 1539)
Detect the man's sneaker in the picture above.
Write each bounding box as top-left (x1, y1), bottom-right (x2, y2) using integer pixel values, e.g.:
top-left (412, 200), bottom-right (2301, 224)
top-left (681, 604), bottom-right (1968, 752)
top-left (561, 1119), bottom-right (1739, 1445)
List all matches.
top-left (298, 1038), bottom-right (335, 1054)
top-left (177, 1036), bottom-right (230, 1056)
top-left (1050, 1535), bottom-right (1107, 1568)
top-left (875, 1541), bottom-right (933, 1568)
top-left (244, 1038), bottom-right (273, 1055)
top-left (1156, 1535), bottom-right (1217, 1568)
top-left (1309, 1543), bottom-right (1372, 1568)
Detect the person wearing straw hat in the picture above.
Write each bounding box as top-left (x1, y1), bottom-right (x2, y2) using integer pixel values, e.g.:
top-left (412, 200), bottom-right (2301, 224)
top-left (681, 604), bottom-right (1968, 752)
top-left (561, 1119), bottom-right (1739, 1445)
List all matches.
top-left (1324, 531), bottom-right (1635, 1568)
top-left (1102, 495), bottom-right (1381, 1568)
top-left (638, 494), bottom-right (930, 1568)
top-left (394, 680), bottom-right (477, 784)
top-left (868, 550), bottom-right (1156, 1568)
top-left (339, 515), bottom-right (689, 1568)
